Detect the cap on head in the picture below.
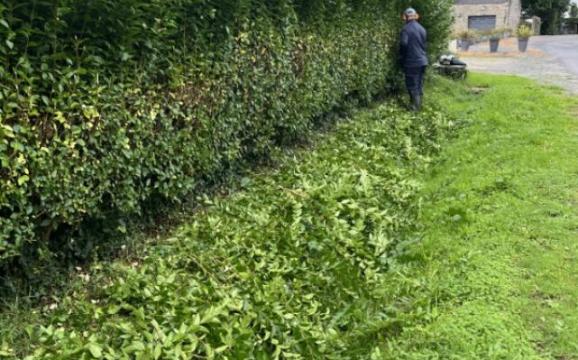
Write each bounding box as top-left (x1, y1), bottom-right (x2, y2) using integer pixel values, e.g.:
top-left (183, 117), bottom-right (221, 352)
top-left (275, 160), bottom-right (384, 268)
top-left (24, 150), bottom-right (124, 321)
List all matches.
top-left (404, 8), bottom-right (417, 16)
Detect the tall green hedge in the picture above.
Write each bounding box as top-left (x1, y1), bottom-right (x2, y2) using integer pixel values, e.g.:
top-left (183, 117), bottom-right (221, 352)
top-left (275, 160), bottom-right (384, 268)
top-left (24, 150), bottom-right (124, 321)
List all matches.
top-left (0, 0), bottom-right (452, 271)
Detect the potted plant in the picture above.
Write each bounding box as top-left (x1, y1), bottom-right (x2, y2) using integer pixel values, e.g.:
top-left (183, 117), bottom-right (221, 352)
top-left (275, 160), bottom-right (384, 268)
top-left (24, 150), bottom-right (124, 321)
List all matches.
top-left (457, 30), bottom-right (476, 51)
top-left (488, 29), bottom-right (503, 53)
top-left (516, 25), bottom-right (532, 52)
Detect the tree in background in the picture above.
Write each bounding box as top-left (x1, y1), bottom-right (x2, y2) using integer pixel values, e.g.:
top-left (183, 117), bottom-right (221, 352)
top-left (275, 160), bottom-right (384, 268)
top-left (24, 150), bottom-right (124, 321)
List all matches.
top-left (522, 0), bottom-right (571, 34)
top-left (570, 3), bottom-right (578, 17)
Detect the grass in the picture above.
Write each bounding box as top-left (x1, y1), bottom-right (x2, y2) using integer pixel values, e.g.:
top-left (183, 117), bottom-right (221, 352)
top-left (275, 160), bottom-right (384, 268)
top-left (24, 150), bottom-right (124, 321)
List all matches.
top-left (373, 73), bottom-right (578, 359)
top-left (1, 73), bottom-right (577, 359)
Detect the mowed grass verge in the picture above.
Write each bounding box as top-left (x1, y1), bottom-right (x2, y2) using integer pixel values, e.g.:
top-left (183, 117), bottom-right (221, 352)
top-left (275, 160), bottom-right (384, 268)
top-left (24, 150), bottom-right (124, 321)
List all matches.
top-left (375, 74), bottom-right (578, 359)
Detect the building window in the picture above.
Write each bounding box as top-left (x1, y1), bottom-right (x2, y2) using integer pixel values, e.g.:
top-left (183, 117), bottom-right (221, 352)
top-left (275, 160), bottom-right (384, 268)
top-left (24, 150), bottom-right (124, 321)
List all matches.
top-left (468, 15), bottom-right (497, 30)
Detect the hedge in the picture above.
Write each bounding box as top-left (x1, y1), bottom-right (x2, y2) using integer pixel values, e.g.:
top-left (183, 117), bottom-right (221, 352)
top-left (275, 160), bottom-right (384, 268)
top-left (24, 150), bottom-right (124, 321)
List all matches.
top-left (0, 1), bottom-right (452, 272)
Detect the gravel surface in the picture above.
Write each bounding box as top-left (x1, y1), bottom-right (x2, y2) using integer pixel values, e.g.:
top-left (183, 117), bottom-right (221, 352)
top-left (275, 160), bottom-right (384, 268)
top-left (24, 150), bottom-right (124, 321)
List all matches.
top-left (460, 35), bottom-right (578, 94)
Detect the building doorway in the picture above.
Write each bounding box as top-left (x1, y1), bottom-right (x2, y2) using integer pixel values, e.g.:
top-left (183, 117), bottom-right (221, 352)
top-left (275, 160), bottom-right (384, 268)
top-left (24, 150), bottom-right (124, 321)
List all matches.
top-left (468, 15), bottom-right (497, 30)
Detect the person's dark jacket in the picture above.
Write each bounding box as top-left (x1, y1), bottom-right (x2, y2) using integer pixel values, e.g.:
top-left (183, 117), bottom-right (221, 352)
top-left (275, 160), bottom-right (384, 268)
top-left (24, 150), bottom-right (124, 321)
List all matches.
top-left (400, 20), bottom-right (428, 68)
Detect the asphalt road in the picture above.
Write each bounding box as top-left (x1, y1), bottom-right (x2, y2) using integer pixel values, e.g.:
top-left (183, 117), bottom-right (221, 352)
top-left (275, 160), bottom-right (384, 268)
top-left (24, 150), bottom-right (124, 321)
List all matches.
top-left (530, 35), bottom-right (578, 77)
top-left (464, 35), bottom-right (578, 94)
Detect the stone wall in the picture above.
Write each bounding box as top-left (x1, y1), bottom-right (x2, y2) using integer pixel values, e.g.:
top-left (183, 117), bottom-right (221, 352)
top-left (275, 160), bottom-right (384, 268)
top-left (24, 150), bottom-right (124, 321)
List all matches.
top-left (453, 0), bottom-right (521, 33)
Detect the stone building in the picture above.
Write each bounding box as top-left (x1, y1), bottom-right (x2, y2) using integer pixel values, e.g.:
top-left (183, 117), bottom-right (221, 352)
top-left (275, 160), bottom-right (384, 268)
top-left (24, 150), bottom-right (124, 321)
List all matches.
top-left (453, 0), bottom-right (522, 33)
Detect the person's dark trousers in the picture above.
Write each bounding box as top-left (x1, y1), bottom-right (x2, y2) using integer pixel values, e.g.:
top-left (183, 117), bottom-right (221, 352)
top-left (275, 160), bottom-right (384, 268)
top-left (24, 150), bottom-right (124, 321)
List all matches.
top-left (404, 66), bottom-right (426, 111)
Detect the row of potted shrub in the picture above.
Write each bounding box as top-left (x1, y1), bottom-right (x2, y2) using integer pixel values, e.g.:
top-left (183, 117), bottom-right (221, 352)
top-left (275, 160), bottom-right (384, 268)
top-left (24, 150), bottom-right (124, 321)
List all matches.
top-left (457, 25), bottom-right (533, 53)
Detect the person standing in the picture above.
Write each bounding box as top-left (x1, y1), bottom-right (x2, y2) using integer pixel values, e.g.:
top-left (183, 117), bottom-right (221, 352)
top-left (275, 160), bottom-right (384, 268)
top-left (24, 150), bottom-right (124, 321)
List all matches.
top-left (399, 8), bottom-right (428, 111)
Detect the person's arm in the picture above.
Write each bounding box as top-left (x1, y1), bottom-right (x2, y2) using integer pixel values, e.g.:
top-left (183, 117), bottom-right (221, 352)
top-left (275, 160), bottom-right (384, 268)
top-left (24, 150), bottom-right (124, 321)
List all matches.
top-left (399, 29), bottom-right (408, 65)
top-left (424, 29), bottom-right (428, 53)
top-left (400, 28), bottom-right (409, 52)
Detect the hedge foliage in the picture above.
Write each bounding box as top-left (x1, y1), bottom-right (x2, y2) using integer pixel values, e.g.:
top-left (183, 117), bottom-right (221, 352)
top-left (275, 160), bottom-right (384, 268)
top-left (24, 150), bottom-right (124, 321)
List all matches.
top-left (0, 1), bottom-right (452, 270)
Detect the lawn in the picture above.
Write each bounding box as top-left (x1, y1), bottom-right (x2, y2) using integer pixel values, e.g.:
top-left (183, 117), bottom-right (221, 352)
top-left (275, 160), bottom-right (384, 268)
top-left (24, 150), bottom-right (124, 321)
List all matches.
top-left (376, 74), bottom-right (578, 359)
top-left (1, 73), bottom-right (577, 359)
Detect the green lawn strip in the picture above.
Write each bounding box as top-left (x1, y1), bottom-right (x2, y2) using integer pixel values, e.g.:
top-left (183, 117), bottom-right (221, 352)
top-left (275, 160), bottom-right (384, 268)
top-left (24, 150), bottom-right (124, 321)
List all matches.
top-left (0, 97), bottom-right (456, 359)
top-left (375, 74), bottom-right (578, 359)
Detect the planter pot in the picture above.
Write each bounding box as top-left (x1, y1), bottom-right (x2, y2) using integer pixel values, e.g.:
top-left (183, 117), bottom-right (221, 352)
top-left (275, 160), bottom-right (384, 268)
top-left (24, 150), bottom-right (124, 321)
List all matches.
top-left (489, 38), bottom-right (500, 53)
top-left (518, 38), bottom-right (529, 52)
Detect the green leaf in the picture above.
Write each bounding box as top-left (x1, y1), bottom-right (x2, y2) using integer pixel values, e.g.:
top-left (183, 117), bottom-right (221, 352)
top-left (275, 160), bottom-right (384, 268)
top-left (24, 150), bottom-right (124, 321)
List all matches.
top-left (123, 341), bottom-right (145, 353)
top-left (1, 125), bottom-right (14, 138)
top-left (87, 343), bottom-right (102, 358)
top-left (18, 175), bottom-right (29, 186)
top-left (153, 345), bottom-right (162, 360)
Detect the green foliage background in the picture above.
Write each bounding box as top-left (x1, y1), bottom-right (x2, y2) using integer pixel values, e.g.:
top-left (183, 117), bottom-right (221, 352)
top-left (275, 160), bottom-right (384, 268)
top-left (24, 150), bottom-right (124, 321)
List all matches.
top-left (522, 0), bottom-right (571, 34)
top-left (0, 1), bottom-right (452, 275)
